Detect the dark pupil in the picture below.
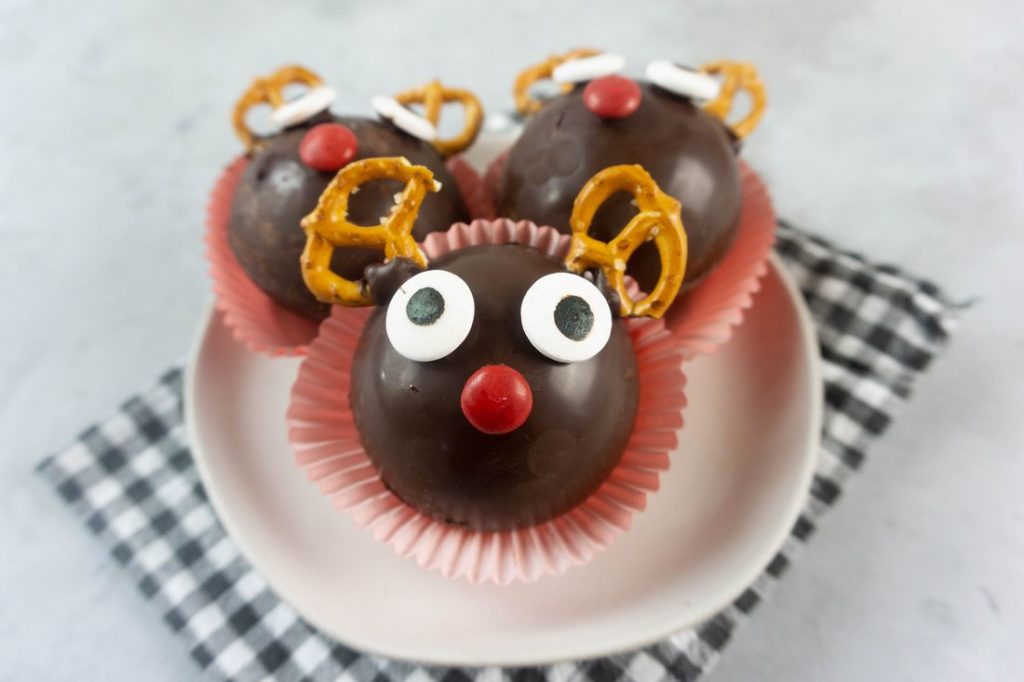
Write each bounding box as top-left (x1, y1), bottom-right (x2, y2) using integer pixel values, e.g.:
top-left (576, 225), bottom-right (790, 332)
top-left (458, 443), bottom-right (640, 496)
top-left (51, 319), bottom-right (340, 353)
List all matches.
top-left (553, 295), bottom-right (594, 341)
top-left (406, 287), bottom-right (445, 326)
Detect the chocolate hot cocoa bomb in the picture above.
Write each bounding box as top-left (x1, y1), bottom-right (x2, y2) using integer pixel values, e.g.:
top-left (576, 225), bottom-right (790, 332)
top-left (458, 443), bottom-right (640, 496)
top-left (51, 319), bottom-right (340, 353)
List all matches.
top-left (497, 79), bottom-right (743, 293)
top-left (349, 244), bottom-right (640, 532)
top-left (228, 112), bottom-right (468, 321)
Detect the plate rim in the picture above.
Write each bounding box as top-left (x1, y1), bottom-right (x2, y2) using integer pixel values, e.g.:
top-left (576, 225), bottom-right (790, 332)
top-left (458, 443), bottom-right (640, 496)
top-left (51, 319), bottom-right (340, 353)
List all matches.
top-left (184, 252), bottom-right (822, 667)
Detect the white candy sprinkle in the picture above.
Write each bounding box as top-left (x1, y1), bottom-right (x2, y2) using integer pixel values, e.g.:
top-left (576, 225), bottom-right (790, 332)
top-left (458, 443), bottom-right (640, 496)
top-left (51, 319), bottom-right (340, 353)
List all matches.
top-left (552, 53), bottom-right (626, 83)
top-left (645, 60), bottom-right (721, 101)
top-left (269, 86), bottom-right (336, 127)
top-left (371, 95), bottom-right (438, 142)
top-left (371, 95), bottom-right (400, 117)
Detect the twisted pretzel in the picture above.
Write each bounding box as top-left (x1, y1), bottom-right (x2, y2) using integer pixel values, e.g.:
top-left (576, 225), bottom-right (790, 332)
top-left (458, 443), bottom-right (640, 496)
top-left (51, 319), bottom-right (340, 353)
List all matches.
top-left (394, 80), bottom-right (484, 157)
top-left (565, 165), bottom-right (688, 318)
top-left (300, 158), bottom-right (440, 306)
top-left (513, 48), bottom-right (601, 116)
top-left (700, 61), bottom-right (766, 139)
top-left (232, 65), bottom-right (324, 150)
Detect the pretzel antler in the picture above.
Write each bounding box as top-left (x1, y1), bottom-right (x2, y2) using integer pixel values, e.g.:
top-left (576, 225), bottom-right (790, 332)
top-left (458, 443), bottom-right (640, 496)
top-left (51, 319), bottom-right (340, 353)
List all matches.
top-left (513, 48), bottom-right (601, 116)
top-left (232, 65), bottom-right (325, 151)
top-left (300, 158), bottom-right (440, 306)
top-left (394, 80), bottom-right (484, 157)
top-left (700, 61), bottom-right (766, 139)
top-left (565, 165), bottom-right (688, 318)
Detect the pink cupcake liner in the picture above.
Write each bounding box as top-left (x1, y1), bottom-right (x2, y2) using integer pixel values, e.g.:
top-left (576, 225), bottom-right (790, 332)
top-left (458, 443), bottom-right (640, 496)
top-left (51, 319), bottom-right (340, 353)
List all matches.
top-left (287, 219), bottom-right (688, 584)
top-left (205, 156), bottom-right (318, 356)
top-left (662, 162), bottom-right (777, 359)
top-left (445, 156), bottom-right (496, 220)
top-left (481, 148), bottom-right (509, 210)
top-left (483, 151), bottom-right (777, 361)
top-left (206, 156), bottom-right (493, 357)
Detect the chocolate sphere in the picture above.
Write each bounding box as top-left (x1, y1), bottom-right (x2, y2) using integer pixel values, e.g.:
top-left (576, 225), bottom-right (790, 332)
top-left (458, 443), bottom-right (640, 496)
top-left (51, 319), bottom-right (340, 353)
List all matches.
top-left (228, 112), bottom-right (469, 321)
top-left (497, 81), bottom-right (741, 293)
top-left (350, 244), bottom-right (639, 531)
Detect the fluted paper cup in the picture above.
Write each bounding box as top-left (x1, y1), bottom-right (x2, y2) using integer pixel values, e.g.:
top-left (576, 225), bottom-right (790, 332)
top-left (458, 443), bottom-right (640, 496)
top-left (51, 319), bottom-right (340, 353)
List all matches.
top-left (663, 162), bottom-right (777, 359)
top-left (287, 219), bottom-right (688, 584)
top-left (484, 152), bottom-right (777, 360)
top-left (205, 156), bottom-right (492, 356)
top-left (205, 156), bottom-right (318, 356)
top-left (445, 156), bottom-right (495, 220)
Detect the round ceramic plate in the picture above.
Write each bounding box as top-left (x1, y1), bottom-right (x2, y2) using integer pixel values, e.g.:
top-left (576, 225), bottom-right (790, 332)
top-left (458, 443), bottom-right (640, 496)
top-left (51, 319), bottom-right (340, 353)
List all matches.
top-left (184, 254), bottom-right (821, 667)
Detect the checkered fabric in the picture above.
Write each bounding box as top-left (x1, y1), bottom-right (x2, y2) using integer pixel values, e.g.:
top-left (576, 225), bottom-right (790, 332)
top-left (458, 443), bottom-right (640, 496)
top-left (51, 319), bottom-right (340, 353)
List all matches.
top-left (38, 221), bottom-right (957, 681)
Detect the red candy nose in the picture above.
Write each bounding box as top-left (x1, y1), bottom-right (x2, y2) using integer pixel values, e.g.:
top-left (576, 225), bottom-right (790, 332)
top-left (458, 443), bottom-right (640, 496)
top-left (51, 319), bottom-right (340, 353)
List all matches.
top-left (583, 75), bottom-right (642, 119)
top-left (299, 123), bottom-right (358, 172)
top-left (461, 365), bottom-right (533, 435)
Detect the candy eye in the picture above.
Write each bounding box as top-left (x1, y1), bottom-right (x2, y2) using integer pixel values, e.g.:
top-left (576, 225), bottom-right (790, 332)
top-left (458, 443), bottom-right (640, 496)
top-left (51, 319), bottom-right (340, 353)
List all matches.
top-left (552, 53), bottom-right (626, 84)
top-left (386, 270), bottom-right (474, 362)
top-left (371, 95), bottom-right (439, 142)
top-left (646, 60), bottom-right (721, 101)
top-left (520, 273), bottom-right (612, 363)
top-left (269, 85), bottom-right (337, 127)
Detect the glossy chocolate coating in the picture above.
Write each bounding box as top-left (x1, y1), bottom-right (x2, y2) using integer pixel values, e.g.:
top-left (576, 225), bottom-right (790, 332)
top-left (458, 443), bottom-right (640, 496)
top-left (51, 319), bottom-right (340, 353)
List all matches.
top-left (350, 244), bottom-right (639, 531)
top-left (227, 112), bottom-right (468, 321)
top-left (497, 81), bottom-right (742, 293)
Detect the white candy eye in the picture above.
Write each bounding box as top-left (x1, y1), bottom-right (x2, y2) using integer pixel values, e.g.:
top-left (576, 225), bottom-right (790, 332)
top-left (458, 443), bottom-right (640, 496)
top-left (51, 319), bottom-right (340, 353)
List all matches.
top-left (371, 95), bottom-right (439, 142)
top-left (520, 273), bottom-right (613, 363)
top-left (269, 86), bottom-right (337, 127)
top-left (646, 60), bottom-right (721, 101)
top-left (552, 53), bottom-right (626, 84)
top-left (386, 270), bottom-right (474, 362)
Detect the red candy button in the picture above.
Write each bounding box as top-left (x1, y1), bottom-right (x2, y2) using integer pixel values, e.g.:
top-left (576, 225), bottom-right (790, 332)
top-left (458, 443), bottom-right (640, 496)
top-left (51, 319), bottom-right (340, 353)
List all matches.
top-left (583, 75), bottom-right (642, 119)
top-left (460, 364), bottom-right (533, 435)
top-left (299, 123), bottom-right (358, 172)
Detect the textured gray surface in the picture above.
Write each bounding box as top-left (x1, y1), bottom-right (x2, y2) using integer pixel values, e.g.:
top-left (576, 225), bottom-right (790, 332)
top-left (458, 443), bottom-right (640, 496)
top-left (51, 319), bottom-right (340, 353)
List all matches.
top-left (1, 0), bottom-right (1021, 680)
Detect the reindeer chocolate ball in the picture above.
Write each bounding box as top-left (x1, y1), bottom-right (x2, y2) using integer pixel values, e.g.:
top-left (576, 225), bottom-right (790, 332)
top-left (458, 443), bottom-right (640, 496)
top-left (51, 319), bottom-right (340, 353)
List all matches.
top-left (226, 65), bottom-right (483, 320)
top-left (299, 157), bottom-right (688, 531)
top-left (497, 51), bottom-right (765, 293)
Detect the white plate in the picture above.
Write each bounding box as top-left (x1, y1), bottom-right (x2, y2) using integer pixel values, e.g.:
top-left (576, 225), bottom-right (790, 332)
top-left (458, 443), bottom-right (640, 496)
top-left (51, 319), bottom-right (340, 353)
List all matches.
top-left (184, 255), bottom-right (820, 666)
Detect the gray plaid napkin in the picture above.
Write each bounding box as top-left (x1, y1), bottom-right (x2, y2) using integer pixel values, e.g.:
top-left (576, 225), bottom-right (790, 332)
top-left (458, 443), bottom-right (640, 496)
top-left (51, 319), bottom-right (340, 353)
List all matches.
top-left (38, 222), bottom-right (957, 681)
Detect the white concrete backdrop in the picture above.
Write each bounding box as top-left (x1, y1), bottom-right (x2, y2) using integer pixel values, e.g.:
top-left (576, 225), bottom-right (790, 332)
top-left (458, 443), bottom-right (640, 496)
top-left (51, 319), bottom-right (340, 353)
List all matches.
top-left (1, 0), bottom-right (1022, 679)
